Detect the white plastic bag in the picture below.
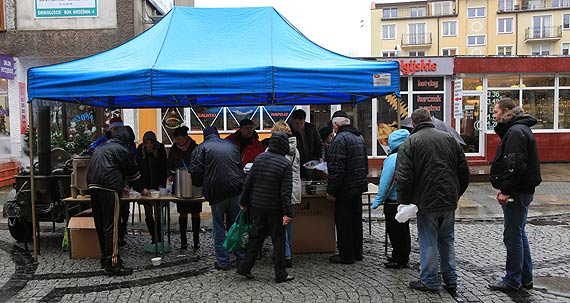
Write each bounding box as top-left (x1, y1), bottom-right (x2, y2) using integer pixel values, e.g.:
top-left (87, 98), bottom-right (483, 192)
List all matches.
top-left (395, 204), bottom-right (418, 223)
top-left (314, 162), bottom-right (328, 175)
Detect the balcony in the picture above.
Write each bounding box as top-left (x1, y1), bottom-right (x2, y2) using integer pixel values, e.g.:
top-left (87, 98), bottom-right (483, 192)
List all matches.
top-left (498, 0), bottom-right (570, 11)
top-left (381, 2), bottom-right (456, 19)
top-left (401, 33), bottom-right (433, 47)
top-left (524, 26), bottom-right (562, 42)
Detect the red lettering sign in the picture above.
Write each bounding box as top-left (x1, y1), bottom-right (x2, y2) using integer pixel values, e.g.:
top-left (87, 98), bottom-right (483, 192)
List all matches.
top-left (400, 59), bottom-right (438, 75)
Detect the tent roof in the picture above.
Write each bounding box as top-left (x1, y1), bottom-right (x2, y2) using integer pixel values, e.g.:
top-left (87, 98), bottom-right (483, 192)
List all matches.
top-left (27, 7), bottom-right (399, 108)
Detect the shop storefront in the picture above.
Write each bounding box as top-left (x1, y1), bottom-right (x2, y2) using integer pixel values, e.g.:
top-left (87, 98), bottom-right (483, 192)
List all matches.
top-left (455, 57), bottom-right (570, 164)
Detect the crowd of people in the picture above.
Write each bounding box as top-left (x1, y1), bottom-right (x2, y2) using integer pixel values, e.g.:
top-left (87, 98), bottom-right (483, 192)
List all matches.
top-left (86, 102), bottom-right (541, 293)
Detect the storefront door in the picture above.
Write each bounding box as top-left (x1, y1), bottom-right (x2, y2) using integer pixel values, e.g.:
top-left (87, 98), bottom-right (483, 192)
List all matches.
top-left (457, 93), bottom-right (484, 155)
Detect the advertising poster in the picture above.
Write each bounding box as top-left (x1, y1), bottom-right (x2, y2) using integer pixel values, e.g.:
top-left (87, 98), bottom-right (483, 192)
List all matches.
top-left (0, 55), bottom-right (15, 80)
top-left (413, 94), bottom-right (444, 120)
top-left (35, 0), bottom-right (98, 18)
top-left (263, 106), bottom-right (295, 129)
top-left (19, 83), bottom-right (28, 134)
top-left (377, 94), bottom-right (408, 156)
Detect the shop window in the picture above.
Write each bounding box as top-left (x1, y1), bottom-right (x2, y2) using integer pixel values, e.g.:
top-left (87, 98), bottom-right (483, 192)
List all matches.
top-left (488, 74), bottom-right (520, 88)
top-left (262, 106), bottom-right (295, 130)
top-left (564, 14), bottom-right (570, 30)
top-left (382, 24), bottom-right (395, 40)
top-left (487, 90), bottom-right (519, 130)
top-left (467, 35), bottom-right (486, 46)
top-left (190, 107), bottom-right (223, 132)
top-left (560, 74), bottom-right (570, 86)
top-left (498, 18), bottom-right (513, 34)
top-left (563, 43), bottom-right (570, 55)
top-left (383, 8), bottom-right (398, 19)
top-left (400, 77), bottom-right (409, 91)
top-left (461, 76), bottom-right (483, 90)
top-left (497, 45), bottom-right (513, 56)
top-left (442, 21), bottom-right (457, 36)
top-left (0, 78), bottom-right (8, 141)
top-left (376, 94), bottom-right (407, 156)
top-left (467, 7), bottom-right (485, 18)
top-left (559, 90), bottom-right (570, 129)
top-left (522, 89), bottom-right (554, 129)
top-left (382, 50), bottom-right (396, 57)
top-left (341, 101), bottom-right (373, 156)
top-left (161, 108), bottom-right (185, 145)
top-left (522, 74), bottom-right (555, 87)
top-left (226, 106), bottom-right (260, 131)
top-left (442, 48), bottom-right (457, 56)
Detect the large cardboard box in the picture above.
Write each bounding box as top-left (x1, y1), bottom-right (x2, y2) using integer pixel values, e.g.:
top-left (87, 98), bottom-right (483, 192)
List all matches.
top-left (68, 216), bottom-right (101, 259)
top-left (292, 195), bottom-right (336, 253)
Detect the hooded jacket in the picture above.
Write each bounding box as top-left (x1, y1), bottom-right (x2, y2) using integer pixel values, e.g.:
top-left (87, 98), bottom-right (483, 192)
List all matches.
top-left (326, 124), bottom-right (369, 197)
top-left (286, 137), bottom-right (302, 204)
top-left (225, 130), bottom-right (266, 167)
top-left (87, 127), bottom-right (143, 193)
top-left (396, 122), bottom-right (470, 214)
top-left (372, 129), bottom-right (410, 209)
top-left (189, 133), bottom-right (244, 203)
top-left (490, 107), bottom-right (542, 195)
top-left (136, 132), bottom-right (168, 191)
top-left (240, 132), bottom-right (294, 218)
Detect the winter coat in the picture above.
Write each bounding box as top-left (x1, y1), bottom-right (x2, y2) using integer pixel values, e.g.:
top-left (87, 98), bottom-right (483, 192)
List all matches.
top-left (372, 129), bottom-right (410, 209)
top-left (189, 133), bottom-right (244, 204)
top-left (286, 137), bottom-right (302, 204)
top-left (87, 127), bottom-right (143, 193)
top-left (396, 122), bottom-right (470, 215)
top-left (326, 125), bottom-right (369, 197)
top-left (289, 121), bottom-right (324, 167)
top-left (136, 142), bottom-right (168, 191)
top-left (490, 107), bottom-right (542, 195)
top-left (240, 132), bottom-right (294, 218)
top-left (167, 136), bottom-right (197, 178)
top-left (225, 130), bottom-right (266, 167)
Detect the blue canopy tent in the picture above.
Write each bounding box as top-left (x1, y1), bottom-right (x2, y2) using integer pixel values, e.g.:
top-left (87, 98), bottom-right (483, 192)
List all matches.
top-left (27, 6), bottom-right (399, 107)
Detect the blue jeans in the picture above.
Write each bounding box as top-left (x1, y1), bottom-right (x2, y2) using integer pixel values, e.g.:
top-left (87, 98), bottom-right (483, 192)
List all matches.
top-left (416, 210), bottom-right (456, 290)
top-left (285, 222), bottom-right (293, 259)
top-left (502, 193), bottom-right (533, 288)
top-left (211, 195), bottom-right (244, 268)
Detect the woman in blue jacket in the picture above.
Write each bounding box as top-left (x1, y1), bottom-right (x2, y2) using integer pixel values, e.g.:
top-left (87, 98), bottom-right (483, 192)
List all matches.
top-left (372, 129), bottom-right (411, 269)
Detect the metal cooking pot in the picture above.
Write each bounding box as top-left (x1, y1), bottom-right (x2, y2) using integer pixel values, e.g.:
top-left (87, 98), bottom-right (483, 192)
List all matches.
top-left (175, 168), bottom-right (203, 198)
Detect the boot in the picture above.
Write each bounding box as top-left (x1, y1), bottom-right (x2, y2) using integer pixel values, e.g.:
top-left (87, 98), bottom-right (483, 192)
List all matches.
top-left (192, 217), bottom-right (201, 250)
top-left (145, 218), bottom-right (156, 244)
top-left (179, 216), bottom-right (188, 249)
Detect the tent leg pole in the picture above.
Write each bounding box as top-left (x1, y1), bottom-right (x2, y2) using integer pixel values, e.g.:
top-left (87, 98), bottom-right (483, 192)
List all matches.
top-left (29, 101), bottom-right (38, 262)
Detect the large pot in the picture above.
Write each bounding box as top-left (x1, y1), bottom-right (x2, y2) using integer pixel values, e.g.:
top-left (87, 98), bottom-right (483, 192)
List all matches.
top-left (175, 168), bottom-right (203, 198)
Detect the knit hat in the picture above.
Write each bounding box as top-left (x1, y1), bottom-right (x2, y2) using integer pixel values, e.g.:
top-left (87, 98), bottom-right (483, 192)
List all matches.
top-left (239, 119), bottom-right (255, 127)
top-left (203, 126), bottom-right (219, 139)
top-left (331, 110), bottom-right (348, 119)
top-left (173, 126), bottom-right (189, 138)
top-left (109, 116), bottom-right (124, 129)
top-left (319, 125), bottom-right (333, 142)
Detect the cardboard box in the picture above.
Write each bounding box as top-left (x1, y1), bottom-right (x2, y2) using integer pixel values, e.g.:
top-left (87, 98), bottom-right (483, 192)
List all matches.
top-left (68, 217), bottom-right (101, 259)
top-left (292, 195), bottom-right (336, 253)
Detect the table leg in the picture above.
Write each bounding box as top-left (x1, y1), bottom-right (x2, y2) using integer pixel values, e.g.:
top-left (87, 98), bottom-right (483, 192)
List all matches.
top-left (154, 202), bottom-right (159, 257)
top-left (159, 201), bottom-right (165, 258)
top-left (65, 202), bottom-right (72, 258)
top-left (368, 195), bottom-right (372, 235)
top-left (167, 202), bottom-right (171, 245)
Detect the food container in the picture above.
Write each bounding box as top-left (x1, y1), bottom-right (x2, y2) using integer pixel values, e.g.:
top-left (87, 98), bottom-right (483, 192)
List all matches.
top-left (301, 181), bottom-right (312, 195)
top-left (175, 168), bottom-right (203, 198)
top-left (310, 182), bottom-right (327, 195)
top-left (151, 257), bottom-right (162, 266)
top-left (159, 188), bottom-right (168, 196)
top-left (149, 190), bottom-right (160, 198)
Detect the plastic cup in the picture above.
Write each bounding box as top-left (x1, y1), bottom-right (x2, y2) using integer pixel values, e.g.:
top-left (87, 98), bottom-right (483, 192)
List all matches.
top-left (151, 257), bottom-right (161, 266)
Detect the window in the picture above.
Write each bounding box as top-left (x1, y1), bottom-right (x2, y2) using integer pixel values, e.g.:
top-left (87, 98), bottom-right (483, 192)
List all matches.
top-left (564, 14), bottom-right (570, 30)
top-left (497, 45), bottom-right (513, 56)
top-left (531, 44), bottom-right (551, 55)
top-left (410, 6), bottom-right (426, 17)
top-left (442, 21), bottom-right (457, 36)
top-left (560, 88), bottom-right (570, 129)
top-left (523, 89), bottom-right (555, 129)
top-left (408, 50), bottom-right (425, 57)
top-left (382, 50), bottom-right (397, 57)
top-left (532, 15), bottom-right (553, 39)
top-left (563, 43), bottom-right (570, 55)
top-left (499, 0), bottom-right (515, 11)
top-left (0, 0), bottom-right (5, 32)
top-left (552, 0), bottom-right (570, 7)
top-left (467, 7), bottom-right (486, 18)
top-left (382, 24), bottom-right (395, 40)
top-left (467, 35), bottom-right (486, 46)
top-left (442, 48), bottom-right (457, 56)
top-left (498, 18), bottom-right (513, 33)
top-left (432, 1), bottom-right (453, 15)
top-left (383, 8), bottom-right (398, 18)
top-left (408, 23), bottom-right (427, 44)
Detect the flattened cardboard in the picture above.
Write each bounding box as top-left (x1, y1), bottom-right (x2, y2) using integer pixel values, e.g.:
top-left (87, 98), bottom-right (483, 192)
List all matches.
top-left (292, 195), bottom-right (336, 253)
top-left (68, 217), bottom-right (101, 259)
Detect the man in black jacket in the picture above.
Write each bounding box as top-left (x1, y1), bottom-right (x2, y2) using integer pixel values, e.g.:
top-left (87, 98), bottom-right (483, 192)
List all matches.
top-left (237, 131), bottom-right (294, 283)
top-left (396, 108), bottom-right (469, 293)
top-left (189, 126), bottom-right (245, 270)
top-left (488, 98), bottom-right (541, 292)
top-left (87, 126), bottom-right (143, 276)
top-left (326, 111), bottom-right (368, 264)
top-left (288, 109), bottom-right (324, 178)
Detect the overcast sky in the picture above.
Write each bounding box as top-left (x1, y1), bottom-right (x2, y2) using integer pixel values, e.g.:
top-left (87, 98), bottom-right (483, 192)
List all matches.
top-left (195, 0), bottom-right (373, 57)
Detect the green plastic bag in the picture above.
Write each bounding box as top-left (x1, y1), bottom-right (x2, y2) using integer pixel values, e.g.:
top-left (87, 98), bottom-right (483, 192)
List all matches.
top-left (223, 210), bottom-right (252, 253)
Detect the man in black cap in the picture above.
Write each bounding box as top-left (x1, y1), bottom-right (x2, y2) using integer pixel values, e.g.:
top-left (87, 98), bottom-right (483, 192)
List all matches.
top-left (226, 118), bottom-right (266, 167)
top-left (326, 110), bottom-right (368, 264)
top-left (190, 126), bottom-right (246, 270)
top-left (288, 109), bottom-right (324, 178)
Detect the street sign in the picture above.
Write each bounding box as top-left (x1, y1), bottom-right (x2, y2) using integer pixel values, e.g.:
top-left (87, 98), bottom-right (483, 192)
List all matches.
top-left (454, 79), bottom-right (463, 119)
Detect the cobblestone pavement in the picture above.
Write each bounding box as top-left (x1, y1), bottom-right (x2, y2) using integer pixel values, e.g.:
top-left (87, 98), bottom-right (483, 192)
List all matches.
top-left (1, 212), bottom-right (569, 303)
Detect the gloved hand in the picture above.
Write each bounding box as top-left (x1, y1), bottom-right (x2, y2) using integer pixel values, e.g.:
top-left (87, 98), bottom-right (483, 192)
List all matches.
top-left (371, 197), bottom-right (384, 209)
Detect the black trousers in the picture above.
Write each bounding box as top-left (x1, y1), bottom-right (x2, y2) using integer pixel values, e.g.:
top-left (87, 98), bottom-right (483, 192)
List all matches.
top-left (238, 208), bottom-right (288, 280)
top-left (334, 194), bottom-right (363, 261)
top-left (90, 188), bottom-right (121, 267)
top-left (383, 203), bottom-right (411, 265)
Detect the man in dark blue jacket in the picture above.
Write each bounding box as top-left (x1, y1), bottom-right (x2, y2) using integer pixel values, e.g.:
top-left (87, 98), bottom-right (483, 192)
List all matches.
top-left (326, 111), bottom-right (368, 264)
top-left (488, 98), bottom-right (541, 292)
top-left (189, 126), bottom-right (245, 270)
top-left (237, 131), bottom-right (294, 283)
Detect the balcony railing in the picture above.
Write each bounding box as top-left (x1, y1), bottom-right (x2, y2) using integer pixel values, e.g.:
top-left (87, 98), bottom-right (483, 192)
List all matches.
top-left (498, 0), bottom-right (570, 11)
top-left (524, 26), bottom-right (562, 41)
top-left (401, 33), bottom-right (433, 46)
top-left (382, 3), bottom-right (456, 19)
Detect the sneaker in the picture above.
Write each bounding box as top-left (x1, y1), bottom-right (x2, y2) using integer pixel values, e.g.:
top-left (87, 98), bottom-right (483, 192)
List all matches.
top-left (329, 255), bottom-right (355, 264)
top-left (488, 281), bottom-right (520, 292)
top-left (285, 258), bottom-right (293, 268)
top-left (275, 275), bottom-right (295, 283)
top-left (443, 282), bottom-right (457, 292)
top-left (236, 270), bottom-right (254, 279)
top-left (409, 280), bottom-right (439, 293)
top-left (214, 261), bottom-right (230, 271)
top-left (104, 265), bottom-right (133, 276)
top-left (522, 282), bottom-right (533, 290)
top-left (383, 261), bottom-right (408, 269)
